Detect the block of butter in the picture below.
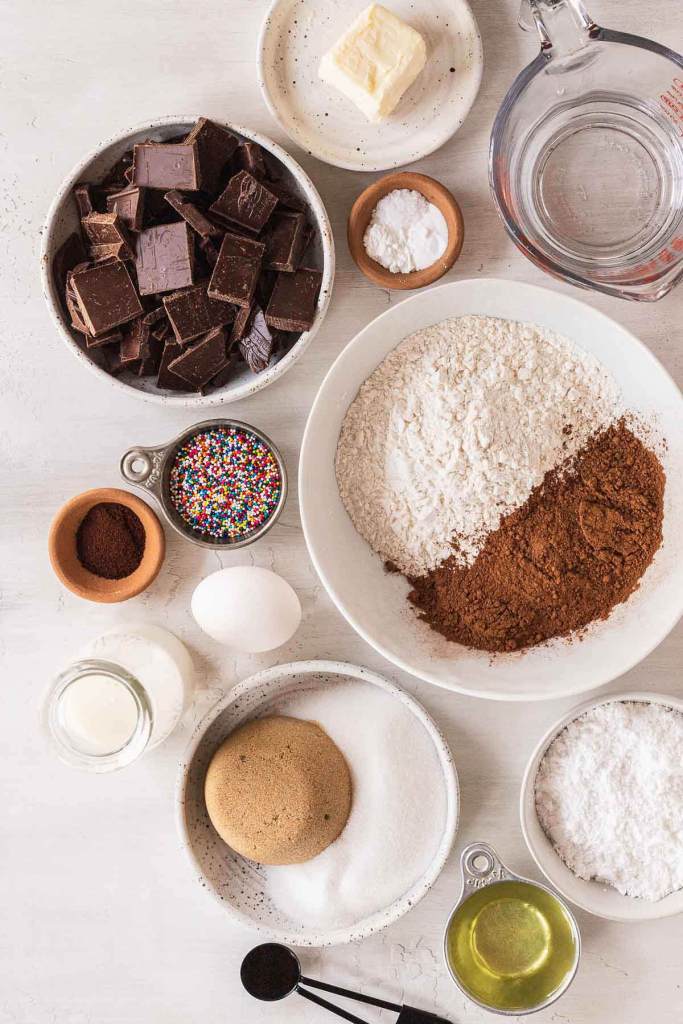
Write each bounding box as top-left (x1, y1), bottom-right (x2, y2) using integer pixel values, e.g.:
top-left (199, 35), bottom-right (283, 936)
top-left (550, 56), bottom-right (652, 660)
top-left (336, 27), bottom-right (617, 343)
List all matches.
top-left (319, 4), bottom-right (427, 123)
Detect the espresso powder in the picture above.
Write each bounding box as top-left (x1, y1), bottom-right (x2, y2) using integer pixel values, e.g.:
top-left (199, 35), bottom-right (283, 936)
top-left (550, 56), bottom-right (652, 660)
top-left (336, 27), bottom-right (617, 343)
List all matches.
top-left (76, 502), bottom-right (146, 580)
top-left (408, 422), bottom-right (665, 653)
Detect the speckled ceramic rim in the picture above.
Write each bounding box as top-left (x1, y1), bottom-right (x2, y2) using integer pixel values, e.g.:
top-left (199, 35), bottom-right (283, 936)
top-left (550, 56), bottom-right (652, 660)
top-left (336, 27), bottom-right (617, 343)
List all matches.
top-left (40, 115), bottom-right (335, 407)
top-left (257, 0), bottom-right (484, 172)
top-left (521, 689), bottom-right (683, 922)
top-left (176, 659), bottom-right (460, 946)
top-left (120, 418), bottom-right (288, 550)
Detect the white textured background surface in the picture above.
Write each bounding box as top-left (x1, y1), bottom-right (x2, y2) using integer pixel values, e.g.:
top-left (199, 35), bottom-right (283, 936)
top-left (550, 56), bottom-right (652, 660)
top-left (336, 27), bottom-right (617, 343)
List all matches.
top-left (1, 1), bottom-right (682, 1022)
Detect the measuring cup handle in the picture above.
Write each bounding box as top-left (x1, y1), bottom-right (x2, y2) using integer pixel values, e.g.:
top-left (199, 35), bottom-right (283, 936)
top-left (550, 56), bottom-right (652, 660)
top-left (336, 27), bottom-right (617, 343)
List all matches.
top-left (120, 445), bottom-right (163, 494)
top-left (519, 0), bottom-right (598, 57)
top-left (459, 842), bottom-right (510, 891)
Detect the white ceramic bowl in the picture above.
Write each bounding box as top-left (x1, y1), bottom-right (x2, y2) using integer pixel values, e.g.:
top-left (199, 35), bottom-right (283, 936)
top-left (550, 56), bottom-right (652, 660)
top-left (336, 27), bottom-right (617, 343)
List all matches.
top-left (299, 278), bottom-right (683, 702)
top-left (176, 660), bottom-right (459, 947)
top-left (40, 116), bottom-right (335, 406)
top-left (520, 690), bottom-right (683, 922)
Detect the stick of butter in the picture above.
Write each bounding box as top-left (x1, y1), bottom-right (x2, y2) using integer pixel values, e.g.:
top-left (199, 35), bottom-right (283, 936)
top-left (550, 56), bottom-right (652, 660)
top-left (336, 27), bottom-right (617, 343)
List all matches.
top-left (319, 4), bottom-right (427, 123)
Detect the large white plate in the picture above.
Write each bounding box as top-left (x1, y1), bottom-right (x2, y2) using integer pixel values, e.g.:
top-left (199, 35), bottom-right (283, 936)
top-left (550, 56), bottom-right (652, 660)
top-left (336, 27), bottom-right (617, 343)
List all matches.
top-left (258, 0), bottom-right (483, 172)
top-left (299, 279), bottom-right (683, 702)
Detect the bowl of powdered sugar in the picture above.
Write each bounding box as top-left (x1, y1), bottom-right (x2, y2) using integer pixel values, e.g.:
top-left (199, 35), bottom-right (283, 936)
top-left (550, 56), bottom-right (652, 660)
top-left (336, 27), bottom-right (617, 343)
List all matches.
top-left (521, 691), bottom-right (683, 921)
top-left (299, 278), bottom-right (683, 701)
top-left (177, 660), bottom-right (458, 945)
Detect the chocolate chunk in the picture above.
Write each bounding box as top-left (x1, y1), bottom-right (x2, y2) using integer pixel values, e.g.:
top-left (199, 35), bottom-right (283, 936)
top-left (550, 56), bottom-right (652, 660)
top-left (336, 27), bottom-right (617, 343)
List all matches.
top-left (230, 302), bottom-right (253, 343)
top-left (264, 211), bottom-right (308, 272)
top-left (197, 236), bottom-right (221, 269)
top-left (184, 117), bottom-right (239, 194)
top-left (262, 179), bottom-right (305, 212)
top-left (265, 268), bottom-right (321, 332)
top-left (142, 305), bottom-right (167, 326)
top-left (157, 338), bottom-right (188, 390)
top-left (120, 320), bottom-right (150, 365)
top-left (71, 261), bottom-right (143, 336)
top-left (132, 141), bottom-right (200, 190)
top-left (168, 327), bottom-right (228, 387)
top-left (208, 232), bottom-right (265, 308)
top-left (102, 151), bottom-right (133, 187)
top-left (138, 334), bottom-right (164, 376)
top-left (54, 233), bottom-right (87, 315)
top-left (209, 171), bottom-right (277, 233)
top-left (164, 190), bottom-right (221, 239)
top-left (206, 357), bottom-right (235, 391)
top-left (239, 308), bottom-right (274, 373)
top-left (73, 183), bottom-right (94, 218)
top-left (85, 327), bottom-right (123, 350)
top-left (106, 187), bottom-right (145, 232)
top-left (163, 283), bottom-right (234, 343)
top-left (135, 221), bottom-right (194, 295)
top-left (81, 212), bottom-right (134, 260)
top-left (88, 241), bottom-right (132, 262)
top-left (234, 141), bottom-right (267, 179)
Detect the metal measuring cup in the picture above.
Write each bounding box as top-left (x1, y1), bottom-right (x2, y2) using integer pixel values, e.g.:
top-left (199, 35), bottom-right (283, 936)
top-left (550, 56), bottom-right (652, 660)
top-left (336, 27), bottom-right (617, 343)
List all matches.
top-left (443, 842), bottom-right (581, 1016)
top-left (120, 418), bottom-right (287, 549)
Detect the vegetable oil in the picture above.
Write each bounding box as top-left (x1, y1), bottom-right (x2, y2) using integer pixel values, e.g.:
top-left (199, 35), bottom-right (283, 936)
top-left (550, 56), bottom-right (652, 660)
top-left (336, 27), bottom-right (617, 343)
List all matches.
top-left (445, 880), bottom-right (578, 1013)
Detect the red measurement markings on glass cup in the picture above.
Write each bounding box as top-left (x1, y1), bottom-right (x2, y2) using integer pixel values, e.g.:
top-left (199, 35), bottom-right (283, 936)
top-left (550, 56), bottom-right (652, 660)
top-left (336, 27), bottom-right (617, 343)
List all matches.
top-left (659, 77), bottom-right (683, 135)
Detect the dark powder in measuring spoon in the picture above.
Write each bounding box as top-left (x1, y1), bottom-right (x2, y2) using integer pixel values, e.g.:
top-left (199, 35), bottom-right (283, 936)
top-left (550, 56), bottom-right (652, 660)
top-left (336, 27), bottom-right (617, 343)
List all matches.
top-left (76, 502), bottom-right (146, 579)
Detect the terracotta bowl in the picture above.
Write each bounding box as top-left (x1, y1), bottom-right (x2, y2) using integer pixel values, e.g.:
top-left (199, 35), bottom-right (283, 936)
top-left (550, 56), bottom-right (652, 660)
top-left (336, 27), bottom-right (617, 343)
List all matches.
top-left (48, 487), bottom-right (165, 603)
top-left (347, 172), bottom-right (464, 290)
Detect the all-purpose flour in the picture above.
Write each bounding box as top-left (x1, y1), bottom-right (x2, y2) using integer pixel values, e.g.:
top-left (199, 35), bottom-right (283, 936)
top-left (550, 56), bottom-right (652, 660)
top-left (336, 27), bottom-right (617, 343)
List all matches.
top-left (336, 315), bottom-right (620, 575)
top-left (535, 701), bottom-right (683, 901)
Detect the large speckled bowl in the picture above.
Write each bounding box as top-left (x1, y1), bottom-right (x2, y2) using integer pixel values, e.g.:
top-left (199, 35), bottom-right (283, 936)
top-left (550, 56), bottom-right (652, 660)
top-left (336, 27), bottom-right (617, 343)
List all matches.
top-left (176, 660), bottom-right (459, 947)
top-left (41, 116), bottom-right (334, 407)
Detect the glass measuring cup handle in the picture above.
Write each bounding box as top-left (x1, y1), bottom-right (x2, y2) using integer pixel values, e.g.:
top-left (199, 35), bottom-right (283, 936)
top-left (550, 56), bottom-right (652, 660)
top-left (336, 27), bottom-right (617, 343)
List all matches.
top-left (518, 0), bottom-right (598, 61)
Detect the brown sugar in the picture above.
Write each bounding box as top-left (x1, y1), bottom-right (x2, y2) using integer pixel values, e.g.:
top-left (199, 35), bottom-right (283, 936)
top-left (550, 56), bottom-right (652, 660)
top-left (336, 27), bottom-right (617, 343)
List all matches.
top-left (408, 421), bottom-right (665, 653)
top-left (204, 716), bottom-right (352, 865)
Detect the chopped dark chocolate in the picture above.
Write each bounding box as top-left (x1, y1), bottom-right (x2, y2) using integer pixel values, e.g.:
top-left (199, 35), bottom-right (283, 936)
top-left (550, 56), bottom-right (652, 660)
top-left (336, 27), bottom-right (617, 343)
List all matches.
top-left (262, 179), bottom-right (305, 212)
top-left (265, 268), bottom-right (321, 332)
top-left (53, 233), bottom-right (87, 303)
top-left (135, 221), bottom-right (194, 295)
top-left (208, 232), bottom-right (265, 307)
top-left (157, 338), bottom-right (188, 390)
top-left (164, 190), bottom-right (221, 239)
top-left (85, 327), bottom-right (123, 350)
top-left (106, 187), bottom-right (145, 232)
top-left (239, 308), bottom-right (274, 373)
top-left (163, 283), bottom-right (234, 343)
top-left (102, 151), bottom-right (133, 188)
top-left (81, 213), bottom-right (134, 261)
top-left (142, 305), bottom-right (167, 326)
top-left (73, 183), bottom-right (94, 218)
top-left (209, 171), bottom-right (277, 233)
top-left (234, 141), bottom-right (267, 179)
top-left (88, 241), bottom-right (132, 262)
top-left (205, 357), bottom-right (235, 391)
top-left (138, 333), bottom-right (164, 376)
top-left (229, 302), bottom-right (253, 343)
top-left (120, 320), bottom-right (150, 365)
top-left (168, 327), bottom-right (229, 388)
top-left (132, 141), bottom-right (200, 190)
top-left (71, 261), bottom-right (143, 336)
top-left (197, 236), bottom-right (221, 269)
top-left (184, 118), bottom-right (239, 194)
top-left (264, 211), bottom-right (307, 272)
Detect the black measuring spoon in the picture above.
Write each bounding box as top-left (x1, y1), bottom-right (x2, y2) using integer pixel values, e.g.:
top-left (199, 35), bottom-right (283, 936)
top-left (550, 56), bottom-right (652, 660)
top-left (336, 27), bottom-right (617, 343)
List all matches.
top-left (241, 943), bottom-right (452, 1024)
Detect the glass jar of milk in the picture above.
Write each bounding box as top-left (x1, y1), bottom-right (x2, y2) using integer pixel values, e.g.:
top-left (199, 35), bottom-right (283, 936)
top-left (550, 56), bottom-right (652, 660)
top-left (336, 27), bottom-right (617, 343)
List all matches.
top-left (45, 625), bottom-right (193, 772)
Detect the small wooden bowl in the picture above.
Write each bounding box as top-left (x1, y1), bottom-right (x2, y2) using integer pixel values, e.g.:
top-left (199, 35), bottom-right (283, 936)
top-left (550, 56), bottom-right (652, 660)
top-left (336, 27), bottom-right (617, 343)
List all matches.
top-left (347, 172), bottom-right (464, 290)
top-left (48, 487), bottom-right (165, 603)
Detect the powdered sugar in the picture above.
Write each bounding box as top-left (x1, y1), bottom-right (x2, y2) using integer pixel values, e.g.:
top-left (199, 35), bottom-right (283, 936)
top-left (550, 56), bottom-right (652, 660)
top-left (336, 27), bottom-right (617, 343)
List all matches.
top-left (535, 701), bottom-right (683, 901)
top-left (363, 189), bottom-right (448, 274)
top-left (336, 315), bottom-right (620, 575)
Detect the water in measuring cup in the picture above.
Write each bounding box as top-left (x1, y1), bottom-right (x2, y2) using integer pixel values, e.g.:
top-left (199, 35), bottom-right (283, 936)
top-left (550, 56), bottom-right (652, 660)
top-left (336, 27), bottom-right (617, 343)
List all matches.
top-left (516, 91), bottom-right (683, 269)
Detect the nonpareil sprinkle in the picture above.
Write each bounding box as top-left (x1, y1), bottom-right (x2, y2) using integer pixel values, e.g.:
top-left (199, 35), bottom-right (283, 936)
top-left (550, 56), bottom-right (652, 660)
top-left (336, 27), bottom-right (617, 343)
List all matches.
top-left (169, 427), bottom-right (281, 541)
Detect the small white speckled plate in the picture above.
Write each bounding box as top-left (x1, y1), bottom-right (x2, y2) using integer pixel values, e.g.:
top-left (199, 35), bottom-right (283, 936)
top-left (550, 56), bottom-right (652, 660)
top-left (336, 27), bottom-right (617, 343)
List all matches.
top-left (176, 660), bottom-right (459, 946)
top-left (258, 0), bottom-right (484, 172)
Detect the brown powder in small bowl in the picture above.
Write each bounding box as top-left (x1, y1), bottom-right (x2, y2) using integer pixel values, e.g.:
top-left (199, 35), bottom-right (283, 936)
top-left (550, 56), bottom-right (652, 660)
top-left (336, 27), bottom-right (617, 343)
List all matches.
top-left (76, 501), bottom-right (146, 580)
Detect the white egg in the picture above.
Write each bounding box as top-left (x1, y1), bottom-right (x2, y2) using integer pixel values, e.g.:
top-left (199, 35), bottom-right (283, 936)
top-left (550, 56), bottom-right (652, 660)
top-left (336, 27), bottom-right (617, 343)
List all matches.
top-left (191, 566), bottom-right (302, 653)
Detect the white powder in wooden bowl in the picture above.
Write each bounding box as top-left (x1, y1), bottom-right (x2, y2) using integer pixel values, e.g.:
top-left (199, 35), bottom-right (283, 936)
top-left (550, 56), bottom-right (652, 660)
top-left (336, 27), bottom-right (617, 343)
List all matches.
top-left (535, 701), bottom-right (683, 901)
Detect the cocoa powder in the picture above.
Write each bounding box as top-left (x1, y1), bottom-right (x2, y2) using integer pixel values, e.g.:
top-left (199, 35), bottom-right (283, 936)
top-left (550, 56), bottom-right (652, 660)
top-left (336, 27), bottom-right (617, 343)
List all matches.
top-left (408, 422), bottom-right (665, 653)
top-left (76, 502), bottom-right (146, 579)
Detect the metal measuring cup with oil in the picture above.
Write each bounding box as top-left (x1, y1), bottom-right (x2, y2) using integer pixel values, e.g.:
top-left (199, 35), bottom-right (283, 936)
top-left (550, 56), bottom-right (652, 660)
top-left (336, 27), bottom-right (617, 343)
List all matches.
top-left (443, 843), bottom-right (580, 1015)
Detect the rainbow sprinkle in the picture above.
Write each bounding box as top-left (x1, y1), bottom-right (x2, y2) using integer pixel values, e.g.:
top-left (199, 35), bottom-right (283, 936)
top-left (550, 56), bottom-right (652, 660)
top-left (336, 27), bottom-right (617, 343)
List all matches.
top-left (168, 427), bottom-right (282, 541)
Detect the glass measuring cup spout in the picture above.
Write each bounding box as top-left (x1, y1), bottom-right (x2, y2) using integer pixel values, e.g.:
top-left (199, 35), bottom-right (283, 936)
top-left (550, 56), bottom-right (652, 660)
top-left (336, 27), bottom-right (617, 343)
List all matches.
top-left (490, 0), bottom-right (683, 301)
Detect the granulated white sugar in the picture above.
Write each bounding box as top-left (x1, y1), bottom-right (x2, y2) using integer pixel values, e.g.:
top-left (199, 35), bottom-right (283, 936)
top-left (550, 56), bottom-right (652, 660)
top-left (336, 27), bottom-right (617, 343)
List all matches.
top-left (535, 701), bottom-right (683, 901)
top-left (336, 315), bottom-right (620, 575)
top-left (264, 680), bottom-right (447, 930)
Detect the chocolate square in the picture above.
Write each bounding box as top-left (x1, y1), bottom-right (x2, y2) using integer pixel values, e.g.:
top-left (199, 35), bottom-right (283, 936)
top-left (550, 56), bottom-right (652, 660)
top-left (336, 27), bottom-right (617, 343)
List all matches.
top-left (81, 212), bottom-right (133, 258)
top-left (157, 338), bottom-right (188, 391)
top-left (167, 327), bottom-right (228, 388)
top-left (163, 283), bottom-right (235, 343)
top-left (230, 302), bottom-right (253, 343)
top-left (106, 187), bottom-right (145, 232)
top-left (184, 118), bottom-right (239, 194)
top-left (264, 211), bottom-right (307, 272)
top-left (164, 190), bottom-right (221, 239)
top-left (73, 183), bottom-right (94, 218)
top-left (135, 221), bottom-right (194, 295)
top-left (208, 232), bottom-right (265, 308)
top-left (132, 141), bottom-right (200, 190)
top-left (209, 171), bottom-right (277, 233)
top-left (239, 308), bottom-right (274, 373)
top-left (263, 179), bottom-right (305, 212)
top-left (84, 327), bottom-right (123, 350)
top-left (234, 141), bottom-right (266, 179)
top-left (265, 268), bottom-right (322, 332)
top-left (71, 261), bottom-right (143, 336)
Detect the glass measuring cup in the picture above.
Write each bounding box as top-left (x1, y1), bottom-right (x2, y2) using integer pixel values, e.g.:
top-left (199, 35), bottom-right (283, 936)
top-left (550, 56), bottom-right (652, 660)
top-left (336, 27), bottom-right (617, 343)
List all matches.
top-left (490, 0), bottom-right (683, 301)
